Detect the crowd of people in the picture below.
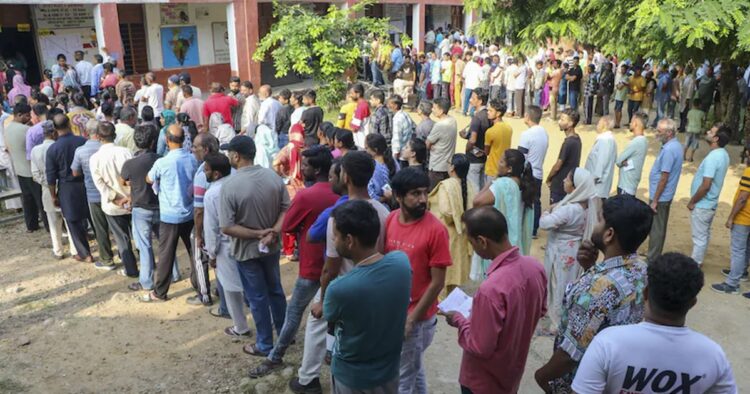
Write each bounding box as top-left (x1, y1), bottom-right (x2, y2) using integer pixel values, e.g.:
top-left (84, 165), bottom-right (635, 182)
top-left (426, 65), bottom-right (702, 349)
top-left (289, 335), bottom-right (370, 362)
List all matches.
top-left (0, 37), bottom-right (742, 394)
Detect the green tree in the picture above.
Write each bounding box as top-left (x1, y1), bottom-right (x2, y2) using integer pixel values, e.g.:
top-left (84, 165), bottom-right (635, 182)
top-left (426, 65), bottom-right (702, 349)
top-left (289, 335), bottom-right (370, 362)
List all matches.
top-left (253, 0), bottom-right (389, 110)
top-left (467, 0), bottom-right (750, 139)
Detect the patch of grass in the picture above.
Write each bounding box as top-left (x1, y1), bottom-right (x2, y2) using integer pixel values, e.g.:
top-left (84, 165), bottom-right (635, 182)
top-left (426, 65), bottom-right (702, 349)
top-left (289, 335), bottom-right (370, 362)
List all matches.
top-left (0, 377), bottom-right (27, 393)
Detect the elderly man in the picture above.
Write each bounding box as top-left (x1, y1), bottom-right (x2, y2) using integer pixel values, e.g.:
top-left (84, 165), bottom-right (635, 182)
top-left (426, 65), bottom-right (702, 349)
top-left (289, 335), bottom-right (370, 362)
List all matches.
top-left (257, 85), bottom-right (282, 135)
top-left (89, 121), bottom-right (138, 276)
top-left (114, 106), bottom-right (138, 153)
top-left (140, 72), bottom-right (165, 121)
top-left (647, 119), bottom-right (684, 262)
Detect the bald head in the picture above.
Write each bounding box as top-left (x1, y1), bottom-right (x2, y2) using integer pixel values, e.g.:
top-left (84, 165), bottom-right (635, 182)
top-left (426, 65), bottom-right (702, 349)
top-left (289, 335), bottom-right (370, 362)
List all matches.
top-left (166, 124), bottom-right (185, 149)
top-left (192, 132), bottom-right (219, 161)
top-left (53, 113), bottom-right (71, 135)
top-left (259, 85), bottom-right (272, 99)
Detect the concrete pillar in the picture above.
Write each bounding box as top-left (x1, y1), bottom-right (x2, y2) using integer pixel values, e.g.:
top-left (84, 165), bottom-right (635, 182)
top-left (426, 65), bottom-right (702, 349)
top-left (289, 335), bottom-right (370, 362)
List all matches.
top-left (233, 0), bottom-right (261, 83)
top-left (463, 9), bottom-right (478, 34)
top-left (94, 4), bottom-right (124, 69)
top-left (226, 3), bottom-right (239, 76)
top-left (412, 2), bottom-right (425, 52)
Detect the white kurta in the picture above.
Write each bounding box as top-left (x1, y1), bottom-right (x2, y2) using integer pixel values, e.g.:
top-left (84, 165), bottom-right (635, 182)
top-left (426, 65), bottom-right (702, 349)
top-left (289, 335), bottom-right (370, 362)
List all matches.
top-left (0, 112), bottom-right (22, 209)
top-left (585, 131), bottom-right (618, 198)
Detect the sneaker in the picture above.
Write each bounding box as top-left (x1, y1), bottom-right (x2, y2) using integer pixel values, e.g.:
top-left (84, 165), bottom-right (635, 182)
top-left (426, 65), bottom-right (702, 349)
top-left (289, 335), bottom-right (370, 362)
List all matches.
top-left (721, 269), bottom-right (749, 282)
top-left (711, 283), bottom-right (740, 295)
top-left (743, 291), bottom-right (750, 299)
top-left (94, 261), bottom-right (116, 271)
top-left (288, 377), bottom-right (323, 394)
top-left (210, 307), bottom-right (232, 319)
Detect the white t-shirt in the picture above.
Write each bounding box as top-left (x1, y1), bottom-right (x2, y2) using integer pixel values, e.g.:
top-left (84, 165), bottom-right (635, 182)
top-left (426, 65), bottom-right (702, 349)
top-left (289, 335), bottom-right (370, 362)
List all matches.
top-left (145, 83), bottom-right (165, 117)
top-left (463, 61), bottom-right (482, 90)
top-left (326, 199), bottom-right (390, 275)
top-left (573, 322), bottom-right (737, 394)
top-left (518, 125), bottom-right (548, 180)
top-left (513, 65), bottom-right (528, 90)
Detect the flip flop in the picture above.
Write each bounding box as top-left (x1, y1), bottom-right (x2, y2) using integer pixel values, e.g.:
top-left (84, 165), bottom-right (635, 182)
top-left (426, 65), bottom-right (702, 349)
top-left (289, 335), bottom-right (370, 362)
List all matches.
top-left (242, 343), bottom-right (269, 357)
top-left (139, 291), bottom-right (167, 303)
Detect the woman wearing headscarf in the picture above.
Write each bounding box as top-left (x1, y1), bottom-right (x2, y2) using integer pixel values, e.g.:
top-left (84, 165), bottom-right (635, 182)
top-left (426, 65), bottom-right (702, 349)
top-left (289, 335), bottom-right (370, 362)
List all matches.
top-left (156, 109), bottom-right (176, 156)
top-left (8, 74), bottom-right (31, 104)
top-left (253, 122), bottom-right (278, 169)
top-left (539, 167), bottom-right (600, 335)
top-left (472, 148), bottom-right (537, 280)
top-left (428, 154), bottom-right (476, 297)
top-left (207, 112), bottom-right (236, 150)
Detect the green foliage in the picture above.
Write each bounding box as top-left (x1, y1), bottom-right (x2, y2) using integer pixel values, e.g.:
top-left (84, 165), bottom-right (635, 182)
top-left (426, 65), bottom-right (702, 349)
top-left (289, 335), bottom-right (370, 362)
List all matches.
top-left (466, 0), bottom-right (750, 62)
top-left (253, 0), bottom-right (389, 109)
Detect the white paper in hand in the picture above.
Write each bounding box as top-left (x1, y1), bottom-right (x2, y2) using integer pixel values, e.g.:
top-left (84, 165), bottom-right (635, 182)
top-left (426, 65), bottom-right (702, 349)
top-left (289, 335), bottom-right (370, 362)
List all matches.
top-left (623, 160), bottom-right (635, 172)
top-left (438, 288), bottom-right (473, 318)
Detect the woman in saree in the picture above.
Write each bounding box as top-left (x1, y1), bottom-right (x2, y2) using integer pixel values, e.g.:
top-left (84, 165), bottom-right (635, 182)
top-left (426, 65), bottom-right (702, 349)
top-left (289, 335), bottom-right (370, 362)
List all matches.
top-left (253, 122), bottom-right (278, 169)
top-left (273, 123), bottom-right (305, 258)
top-left (539, 167), bottom-right (600, 335)
top-left (471, 148), bottom-right (536, 280)
top-left (8, 74), bottom-right (31, 104)
top-left (428, 154), bottom-right (476, 297)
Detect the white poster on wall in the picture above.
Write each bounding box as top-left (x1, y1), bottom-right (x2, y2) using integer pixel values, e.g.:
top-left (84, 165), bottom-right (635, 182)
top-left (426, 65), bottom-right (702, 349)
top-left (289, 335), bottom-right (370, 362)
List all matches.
top-left (212, 22), bottom-right (230, 64)
top-left (33, 5), bottom-right (95, 30)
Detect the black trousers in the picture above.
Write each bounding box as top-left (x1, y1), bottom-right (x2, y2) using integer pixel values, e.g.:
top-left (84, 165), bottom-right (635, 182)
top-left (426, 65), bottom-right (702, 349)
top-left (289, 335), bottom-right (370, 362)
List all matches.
top-left (17, 175), bottom-right (48, 232)
top-left (67, 218), bottom-right (91, 259)
top-left (154, 220), bottom-right (194, 299)
top-left (533, 177), bottom-right (542, 236)
top-left (81, 85), bottom-right (92, 98)
top-left (584, 95), bottom-right (596, 124)
top-left (106, 214), bottom-right (138, 276)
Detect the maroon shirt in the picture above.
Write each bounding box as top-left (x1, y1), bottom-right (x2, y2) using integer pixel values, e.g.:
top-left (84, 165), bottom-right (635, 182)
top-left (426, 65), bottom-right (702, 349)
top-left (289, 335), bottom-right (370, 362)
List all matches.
top-left (202, 93), bottom-right (238, 126)
top-left (454, 247), bottom-right (547, 393)
top-left (281, 181), bottom-right (339, 280)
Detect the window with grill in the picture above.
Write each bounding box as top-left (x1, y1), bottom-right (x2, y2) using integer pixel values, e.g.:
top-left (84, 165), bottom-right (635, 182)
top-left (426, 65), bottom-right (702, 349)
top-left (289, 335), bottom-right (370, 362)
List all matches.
top-left (119, 23), bottom-right (149, 75)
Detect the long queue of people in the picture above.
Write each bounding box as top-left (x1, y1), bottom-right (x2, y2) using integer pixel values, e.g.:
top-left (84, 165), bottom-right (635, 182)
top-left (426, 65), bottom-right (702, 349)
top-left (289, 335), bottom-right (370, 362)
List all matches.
top-left (0, 50), bottom-right (742, 393)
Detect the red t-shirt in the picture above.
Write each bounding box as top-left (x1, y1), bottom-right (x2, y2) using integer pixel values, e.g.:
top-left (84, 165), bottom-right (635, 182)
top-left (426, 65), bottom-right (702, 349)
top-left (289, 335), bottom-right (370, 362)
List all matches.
top-left (384, 210), bottom-right (452, 320)
top-left (281, 181), bottom-right (340, 280)
top-left (351, 99), bottom-right (370, 132)
top-left (202, 93), bottom-right (238, 125)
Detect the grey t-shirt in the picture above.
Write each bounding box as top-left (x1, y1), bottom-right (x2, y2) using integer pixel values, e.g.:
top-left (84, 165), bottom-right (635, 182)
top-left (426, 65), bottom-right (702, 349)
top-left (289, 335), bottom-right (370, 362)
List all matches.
top-left (426, 116), bottom-right (457, 172)
top-left (326, 199), bottom-right (390, 275)
top-left (219, 165), bottom-right (290, 261)
top-left (415, 118), bottom-right (435, 140)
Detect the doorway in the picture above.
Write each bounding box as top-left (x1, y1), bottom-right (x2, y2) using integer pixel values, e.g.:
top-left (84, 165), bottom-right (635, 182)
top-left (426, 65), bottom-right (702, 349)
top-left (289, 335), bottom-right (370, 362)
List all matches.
top-left (0, 5), bottom-right (42, 85)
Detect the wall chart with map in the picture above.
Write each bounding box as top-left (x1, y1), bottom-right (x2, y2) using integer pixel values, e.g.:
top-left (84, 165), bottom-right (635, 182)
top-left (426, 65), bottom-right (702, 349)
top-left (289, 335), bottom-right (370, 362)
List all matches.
top-left (160, 26), bottom-right (199, 68)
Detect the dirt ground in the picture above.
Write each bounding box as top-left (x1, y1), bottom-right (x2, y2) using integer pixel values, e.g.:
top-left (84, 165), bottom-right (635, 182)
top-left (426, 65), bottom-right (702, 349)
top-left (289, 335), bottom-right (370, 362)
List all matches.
top-left (1, 110), bottom-right (749, 393)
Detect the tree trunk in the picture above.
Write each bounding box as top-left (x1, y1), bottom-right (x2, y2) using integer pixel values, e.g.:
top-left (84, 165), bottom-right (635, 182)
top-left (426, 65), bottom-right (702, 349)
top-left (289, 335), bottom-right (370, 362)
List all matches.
top-left (718, 63), bottom-right (741, 141)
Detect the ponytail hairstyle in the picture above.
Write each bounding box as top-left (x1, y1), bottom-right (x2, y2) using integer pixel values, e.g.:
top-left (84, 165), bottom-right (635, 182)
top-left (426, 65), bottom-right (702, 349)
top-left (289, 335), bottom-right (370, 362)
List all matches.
top-left (504, 149), bottom-right (537, 208)
top-left (176, 112), bottom-right (198, 142)
top-left (365, 133), bottom-right (397, 178)
top-left (451, 153), bottom-right (470, 210)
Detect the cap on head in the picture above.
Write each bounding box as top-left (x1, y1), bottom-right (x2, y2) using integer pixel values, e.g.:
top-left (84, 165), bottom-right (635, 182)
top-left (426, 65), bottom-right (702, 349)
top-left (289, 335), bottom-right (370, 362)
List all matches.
top-left (220, 135), bottom-right (256, 158)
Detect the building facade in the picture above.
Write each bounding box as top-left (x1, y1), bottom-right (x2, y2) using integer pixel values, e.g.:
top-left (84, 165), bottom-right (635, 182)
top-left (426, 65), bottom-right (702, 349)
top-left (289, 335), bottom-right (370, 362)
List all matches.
top-left (0, 1), bottom-right (473, 91)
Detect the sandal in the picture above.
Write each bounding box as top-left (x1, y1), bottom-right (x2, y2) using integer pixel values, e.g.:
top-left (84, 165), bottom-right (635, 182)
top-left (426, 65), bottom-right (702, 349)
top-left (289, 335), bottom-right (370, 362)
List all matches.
top-left (248, 360), bottom-right (283, 379)
top-left (242, 343), bottom-right (269, 357)
top-left (128, 282), bottom-right (144, 291)
top-left (210, 307), bottom-right (232, 319)
top-left (225, 326), bottom-right (253, 339)
top-left (139, 291), bottom-right (167, 303)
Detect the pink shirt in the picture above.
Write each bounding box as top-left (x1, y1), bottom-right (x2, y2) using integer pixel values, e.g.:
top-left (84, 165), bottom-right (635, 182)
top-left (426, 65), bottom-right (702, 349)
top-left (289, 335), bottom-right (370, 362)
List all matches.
top-left (202, 93), bottom-right (238, 126)
top-left (454, 247), bottom-right (547, 394)
top-left (179, 97), bottom-right (205, 131)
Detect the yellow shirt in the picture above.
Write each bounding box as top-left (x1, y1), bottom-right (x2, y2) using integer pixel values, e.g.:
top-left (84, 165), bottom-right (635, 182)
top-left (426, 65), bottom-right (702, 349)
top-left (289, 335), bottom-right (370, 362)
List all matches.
top-left (628, 76), bottom-right (647, 102)
top-left (337, 102), bottom-right (356, 131)
top-left (732, 168), bottom-right (750, 225)
top-left (484, 121), bottom-right (513, 177)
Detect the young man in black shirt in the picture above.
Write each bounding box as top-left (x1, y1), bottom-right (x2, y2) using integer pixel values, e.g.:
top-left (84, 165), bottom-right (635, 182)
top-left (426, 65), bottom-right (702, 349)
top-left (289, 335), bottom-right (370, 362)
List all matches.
top-left (275, 89), bottom-right (293, 149)
top-left (545, 109), bottom-right (582, 203)
top-left (565, 57), bottom-right (583, 110)
top-left (301, 90), bottom-right (323, 146)
top-left (460, 88), bottom-right (490, 190)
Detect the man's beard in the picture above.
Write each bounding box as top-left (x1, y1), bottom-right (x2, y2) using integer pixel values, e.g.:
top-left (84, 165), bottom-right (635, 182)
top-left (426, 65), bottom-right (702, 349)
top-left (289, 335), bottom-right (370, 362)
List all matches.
top-left (591, 230), bottom-right (605, 253)
top-left (404, 203), bottom-right (427, 219)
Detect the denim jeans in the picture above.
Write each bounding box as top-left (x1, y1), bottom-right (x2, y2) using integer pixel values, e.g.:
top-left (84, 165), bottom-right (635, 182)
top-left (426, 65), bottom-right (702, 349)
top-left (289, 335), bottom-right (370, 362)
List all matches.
top-left (371, 62), bottom-right (384, 86)
top-left (131, 207), bottom-right (180, 289)
top-left (462, 88), bottom-right (473, 115)
top-left (727, 224), bottom-right (750, 287)
top-left (468, 163), bottom-right (485, 191)
top-left (278, 133), bottom-right (289, 150)
top-left (653, 99), bottom-right (668, 127)
top-left (568, 90), bottom-right (579, 109)
top-left (533, 89), bottom-right (542, 106)
top-left (237, 252), bottom-right (287, 353)
top-left (627, 100), bottom-right (641, 122)
top-left (690, 207), bottom-right (716, 265)
top-left (398, 316), bottom-right (437, 394)
top-left (268, 277), bottom-right (320, 363)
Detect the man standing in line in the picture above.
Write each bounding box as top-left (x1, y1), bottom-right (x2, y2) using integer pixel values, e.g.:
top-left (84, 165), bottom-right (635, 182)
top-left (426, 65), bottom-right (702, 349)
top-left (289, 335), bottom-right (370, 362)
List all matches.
top-left (462, 54), bottom-right (482, 117)
top-left (141, 124), bottom-right (199, 302)
top-left (5, 103), bottom-right (47, 232)
top-left (349, 83), bottom-right (370, 133)
top-left (249, 145), bottom-right (339, 377)
top-left (89, 121), bottom-right (139, 277)
top-left (627, 65), bottom-right (646, 122)
top-left (141, 73), bottom-right (165, 123)
top-left (597, 62), bottom-right (614, 117)
top-left (687, 125), bottom-right (730, 266)
top-left (426, 97), bottom-right (458, 190)
top-left (461, 88), bottom-right (490, 190)
top-left (275, 89), bottom-right (293, 148)
top-left (324, 200), bottom-right (412, 394)
top-left (615, 113), bottom-right (648, 196)
top-left (573, 253), bottom-right (737, 393)
top-left (444, 206), bottom-right (547, 393)
top-left (240, 81), bottom-right (261, 135)
top-left (414, 101), bottom-right (434, 140)
top-left (483, 100), bottom-right (512, 184)
top-left (187, 133), bottom-right (220, 306)
top-left (535, 195), bottom-right (652, 393)
top-left (301, 90), bottom-right (324, 146)
top-left (517, 105), bottom-right (549, 237)
top-left (46, 114), bottom-right (92, 263)
top-left (228, 76), bottom-right (246, 134)
top-left (546, 109), bottom-right (582, 204)
top-left (647, 119), bottom-right (683, 262)
top-left (114, 106), bottom-right (138, 153)
top-left (389, 95), bottom-right (414, 164)
top-left (203, 83), bottom-right (239, 129)
top-left (120, 124), bottom-right (181, 292)
top-left (178, 85), bottom-right (205, 132)
top-left (218, 136), bottom-right (289, 357)
top-left (175, 72), bottom-right (203, 111)
top-left (369, 90), bottom-right (391, 147)
top-left (74, 51), bottom-right (94, 98)
top-left (582, 64), bottom-right (599, 125)
top-left (613, 64), bottom-right (630, 128)
top-left (290, 152), bottom-right (391, 394)
top-left (71, 119), bottom-right (114, 268)
top-left (584, 116), bottom-right (617, 200)
top-left (257, 85), bottom-right (282, 135)
top-left (564, 57), bottom-right (583, 110)
top-left (90, 55), bottom-right (105, 99)
top-left (511, 57), bottom-right (528, 118)
top-left (386, 167), bottom-right (452, 394)
top-left (25, 104), bottom-right (49, 161)
top-left (532, 60), bottom-right (547, 107)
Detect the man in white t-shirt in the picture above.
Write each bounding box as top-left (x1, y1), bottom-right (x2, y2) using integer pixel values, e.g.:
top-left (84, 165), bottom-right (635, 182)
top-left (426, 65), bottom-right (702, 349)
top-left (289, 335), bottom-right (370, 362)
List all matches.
top-left (573, 252), bottom-right (737, 394)
top-left (512, 59), bottom-right (528, 118)
top-left (142, 72), bottom-right (165, 120)
top-left (461, 54), bottom-right (482, 116)
top-left (517, 105), bottom-right (548, 237)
